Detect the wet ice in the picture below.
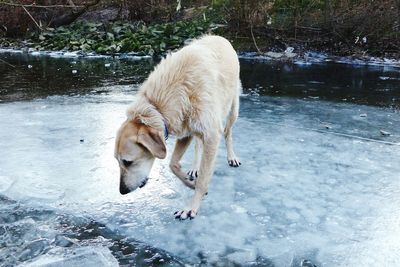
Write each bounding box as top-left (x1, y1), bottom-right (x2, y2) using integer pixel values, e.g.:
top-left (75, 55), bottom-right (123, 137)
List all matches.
top-left (0, 90), bottom-right (399, 265)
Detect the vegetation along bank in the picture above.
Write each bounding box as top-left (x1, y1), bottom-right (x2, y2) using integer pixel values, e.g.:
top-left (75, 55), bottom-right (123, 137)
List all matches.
top-left (0, 0), bottom-right (399, 58)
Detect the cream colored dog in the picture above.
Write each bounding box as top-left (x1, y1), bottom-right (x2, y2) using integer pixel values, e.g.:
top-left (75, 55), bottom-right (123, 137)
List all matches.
top-left (115, 35), bottom-right (241, 220)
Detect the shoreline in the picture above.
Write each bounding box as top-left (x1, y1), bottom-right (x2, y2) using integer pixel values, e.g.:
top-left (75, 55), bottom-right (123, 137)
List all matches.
top-left (1, 47), bottom-right (400, 69)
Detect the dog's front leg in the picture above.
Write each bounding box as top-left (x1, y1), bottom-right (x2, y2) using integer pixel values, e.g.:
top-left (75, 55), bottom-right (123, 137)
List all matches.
top-left (169, 136), bottom-right (196, 189)
top-left (175, 133), bottom-right (220, 220)
top-left (187, 137), bottom-right (202, 179)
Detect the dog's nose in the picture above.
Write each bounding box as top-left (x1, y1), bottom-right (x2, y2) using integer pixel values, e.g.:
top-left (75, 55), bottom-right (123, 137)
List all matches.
top-left (119, 182), bottom-right (130, 195)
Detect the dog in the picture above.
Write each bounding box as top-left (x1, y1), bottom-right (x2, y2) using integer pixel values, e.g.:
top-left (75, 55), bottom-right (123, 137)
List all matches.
top-left (114, 35), bottom-right (241, 220)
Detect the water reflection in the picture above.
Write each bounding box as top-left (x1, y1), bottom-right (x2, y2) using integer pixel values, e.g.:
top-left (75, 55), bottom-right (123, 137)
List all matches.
top-left (240, 60), bottom-right (400, 107)
top-left (0, 52), bottom-right (154, 101)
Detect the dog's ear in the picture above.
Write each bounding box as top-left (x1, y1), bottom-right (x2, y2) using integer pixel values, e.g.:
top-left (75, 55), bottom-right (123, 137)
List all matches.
top-left (137, 125), bottom-right (167, 159)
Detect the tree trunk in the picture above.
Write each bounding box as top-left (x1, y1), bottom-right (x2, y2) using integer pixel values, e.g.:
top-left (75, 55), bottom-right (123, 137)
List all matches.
top-left (48, 0), bottom-right (100, 28)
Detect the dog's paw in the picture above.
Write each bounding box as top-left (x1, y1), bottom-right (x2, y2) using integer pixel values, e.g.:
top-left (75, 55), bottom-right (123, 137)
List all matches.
top-left (174, 210), bottom-right (197, 220)
top-left (186, 169), bottom-right (198, 181)
top-left (228, 158), bottom-right (241, 167)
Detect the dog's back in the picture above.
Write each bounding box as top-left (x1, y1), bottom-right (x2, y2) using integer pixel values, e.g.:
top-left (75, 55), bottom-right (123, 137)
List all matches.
top-left (191, 35), bottom-right (240, 81)
top-left (137, 35), bottom-right (240, 136)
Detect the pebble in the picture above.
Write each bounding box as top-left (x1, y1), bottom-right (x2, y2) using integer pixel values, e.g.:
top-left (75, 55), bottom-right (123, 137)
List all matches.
top-left (323, 124), bottom-right (332, 129)
top-left (380, 130), bottom-right (391, 136)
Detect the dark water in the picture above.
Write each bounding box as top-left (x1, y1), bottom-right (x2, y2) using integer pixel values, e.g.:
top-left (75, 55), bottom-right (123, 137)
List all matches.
top-left (1, 51), bottom-right (399, 107)
top-left (241, 60), bottom-right (400, 107)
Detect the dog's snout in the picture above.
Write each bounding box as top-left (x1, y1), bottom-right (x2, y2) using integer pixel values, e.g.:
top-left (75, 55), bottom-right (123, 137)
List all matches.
top-left (119, 174), bottom-right (130, 195)
top-left (119, 181), bottom-right (130, 195)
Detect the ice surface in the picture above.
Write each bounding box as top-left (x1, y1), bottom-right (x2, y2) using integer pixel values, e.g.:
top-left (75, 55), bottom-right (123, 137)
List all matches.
top-left (0, 175), bottom-right (14, 193)
top-left (0, 195), bottom-right (182, 266)
top-left (0, 48), bottom-right (152, 60)
top-left (22, 247), bottom-right (119, 267)
top-left (1, 90), bottom-right (400, 265)
top-left (239, 51), bottom-right (400, 68)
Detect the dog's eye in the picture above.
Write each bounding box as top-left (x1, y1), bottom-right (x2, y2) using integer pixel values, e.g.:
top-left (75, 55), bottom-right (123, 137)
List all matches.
top-left (122, 160), bottom-right (133, 167)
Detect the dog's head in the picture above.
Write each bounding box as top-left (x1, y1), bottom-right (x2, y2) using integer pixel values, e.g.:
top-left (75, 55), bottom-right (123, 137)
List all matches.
top-left (114, 120), bottom-right (166, 194)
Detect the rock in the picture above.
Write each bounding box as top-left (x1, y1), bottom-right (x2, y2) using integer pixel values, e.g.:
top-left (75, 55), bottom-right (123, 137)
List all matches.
top-left (284, 47), bottom-right (297, 58)
top-left (266, 51), bottom-right (284, 58)
top-left (285, 47), bottom-right (295, 53)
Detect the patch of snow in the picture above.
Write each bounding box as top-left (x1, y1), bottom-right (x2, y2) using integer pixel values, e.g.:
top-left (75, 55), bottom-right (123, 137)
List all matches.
top-left (266, 51), bottom-right (284, 58)
top-left (0, 48), bottom-right (151, 60)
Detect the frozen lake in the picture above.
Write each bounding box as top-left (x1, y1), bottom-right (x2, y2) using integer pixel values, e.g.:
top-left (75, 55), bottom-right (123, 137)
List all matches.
top-left (1, 52), bottom-right (400, 266)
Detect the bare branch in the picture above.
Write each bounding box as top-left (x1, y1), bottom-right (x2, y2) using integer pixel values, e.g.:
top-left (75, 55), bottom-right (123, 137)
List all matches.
top-left (250, 24), bottom-right (262, 54)
top-left (0, 1), bottom-right (84, 8)
top-left (21, 5), bottom-right (42, 30)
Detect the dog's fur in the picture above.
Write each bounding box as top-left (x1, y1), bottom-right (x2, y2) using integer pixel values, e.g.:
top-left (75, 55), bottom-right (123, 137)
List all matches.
top-left (115, 35), bottom-right (241, 220)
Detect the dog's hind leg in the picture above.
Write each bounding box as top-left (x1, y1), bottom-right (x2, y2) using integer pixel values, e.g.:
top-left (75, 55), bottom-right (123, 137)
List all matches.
top-left (187, 137), bottom-right (202, 180)
top-left (224, 91), bottom-right (241, 167)
top-left (169, 136), bottom-right (196, 189)
top-left (175, 131), bottom-right (221, 220)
